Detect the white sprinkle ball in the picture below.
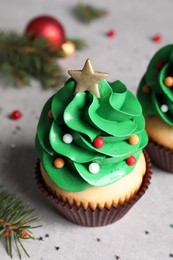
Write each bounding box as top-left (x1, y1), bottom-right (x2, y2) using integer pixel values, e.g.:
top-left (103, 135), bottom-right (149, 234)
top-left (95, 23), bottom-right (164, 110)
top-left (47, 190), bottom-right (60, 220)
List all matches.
top-left (63, 133), bottom-right (73, 144)
top-left (89, 163), bottom-right (100, 174)
top-left (161, 104), bottom-right (168, 113)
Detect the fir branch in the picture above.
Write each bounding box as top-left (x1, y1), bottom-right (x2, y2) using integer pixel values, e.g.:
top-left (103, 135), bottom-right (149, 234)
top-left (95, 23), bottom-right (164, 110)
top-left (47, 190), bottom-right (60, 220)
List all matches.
top-left (0, 186), bottom-right (41, 259)
top-left (73, 3), bottom-right (108, 24)
top-left (0, 31), bottom-right (67, 89)
top-left (68, 38), bottom-right (87, 50)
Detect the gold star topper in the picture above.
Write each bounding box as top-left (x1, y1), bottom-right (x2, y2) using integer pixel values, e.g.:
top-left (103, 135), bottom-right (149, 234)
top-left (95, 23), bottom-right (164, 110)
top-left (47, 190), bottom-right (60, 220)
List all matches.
top-left (68, 59), bottom-right (108, 98)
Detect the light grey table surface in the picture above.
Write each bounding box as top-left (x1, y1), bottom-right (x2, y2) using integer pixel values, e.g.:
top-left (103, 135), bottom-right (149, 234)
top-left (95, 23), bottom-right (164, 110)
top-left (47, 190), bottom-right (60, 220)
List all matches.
top-left (0, 0), bottom-right (173, 259)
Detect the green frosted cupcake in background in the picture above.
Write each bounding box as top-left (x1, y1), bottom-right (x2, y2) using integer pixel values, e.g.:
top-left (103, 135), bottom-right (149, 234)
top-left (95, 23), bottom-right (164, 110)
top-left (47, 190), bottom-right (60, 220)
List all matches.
top-left (137, 45), bottom-right (173, 172)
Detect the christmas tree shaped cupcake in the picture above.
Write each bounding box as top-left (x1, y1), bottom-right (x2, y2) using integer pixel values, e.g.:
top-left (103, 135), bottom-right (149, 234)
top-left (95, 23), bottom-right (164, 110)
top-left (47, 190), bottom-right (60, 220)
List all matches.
top-left (137, 45), bottom-right (173, 172)
top-left (35, 59), bottom-right (151, 226)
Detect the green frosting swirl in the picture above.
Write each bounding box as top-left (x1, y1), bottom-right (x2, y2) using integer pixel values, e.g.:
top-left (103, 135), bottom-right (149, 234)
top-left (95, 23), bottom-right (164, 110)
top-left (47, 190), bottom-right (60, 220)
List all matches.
top-left (35, 79), bottom-right (148, 192)
top-left (137, 44), bottom-right (173, 126)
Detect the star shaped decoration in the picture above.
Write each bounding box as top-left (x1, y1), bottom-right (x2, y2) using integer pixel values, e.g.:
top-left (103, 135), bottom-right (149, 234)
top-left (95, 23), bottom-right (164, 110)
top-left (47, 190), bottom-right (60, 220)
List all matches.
top-left (68, 59), bottom-right (108, 98)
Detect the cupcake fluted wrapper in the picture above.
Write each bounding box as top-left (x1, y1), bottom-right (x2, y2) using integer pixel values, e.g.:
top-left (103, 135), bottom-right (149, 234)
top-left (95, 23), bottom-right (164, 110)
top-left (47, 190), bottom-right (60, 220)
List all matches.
top-left (146, 140), bottom-right (173, 173)
top-left (35, 150), bottom-right (152, 227)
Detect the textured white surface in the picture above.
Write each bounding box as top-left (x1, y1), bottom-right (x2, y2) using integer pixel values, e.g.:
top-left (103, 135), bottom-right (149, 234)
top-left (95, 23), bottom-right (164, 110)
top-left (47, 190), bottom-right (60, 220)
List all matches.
top-left (0, 0), bottom-right (173, 259)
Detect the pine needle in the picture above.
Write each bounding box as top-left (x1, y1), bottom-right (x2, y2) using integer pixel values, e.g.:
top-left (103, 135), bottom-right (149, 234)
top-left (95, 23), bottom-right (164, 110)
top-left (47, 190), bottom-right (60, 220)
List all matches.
top-left (0, 31), bottom-right (87, 88)
top-left (69, 38), bottom-right (87, 50)
top-left (0, 31), bottom-right (67, 89)
top-left (0, 186), bottom-right (41, 258)
top-left (73, 3), bottom-right (108, 24)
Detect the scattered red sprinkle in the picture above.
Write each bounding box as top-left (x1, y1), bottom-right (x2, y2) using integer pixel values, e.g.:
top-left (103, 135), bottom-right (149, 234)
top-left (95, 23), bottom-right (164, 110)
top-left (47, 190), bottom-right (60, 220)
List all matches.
top-left (106, 29), bottom-right (116, 38)
top-left (152, 34), bottom-right (162, 43)
top-left (126, 156), bottom-right (136, 166)
top-left (156, 60), bottom-right (165, 70)
top-left (93, 137), bottom-right (104, 149)
top-left (10, 110), bottom-right (22, 120)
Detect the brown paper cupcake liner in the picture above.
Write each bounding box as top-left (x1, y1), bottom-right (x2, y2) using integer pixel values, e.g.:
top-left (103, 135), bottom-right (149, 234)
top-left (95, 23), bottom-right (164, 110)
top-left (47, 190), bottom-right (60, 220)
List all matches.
top-left (146, 139), bottom-right (173, 173)
top-left (35, 150), bottom-right (152, 227)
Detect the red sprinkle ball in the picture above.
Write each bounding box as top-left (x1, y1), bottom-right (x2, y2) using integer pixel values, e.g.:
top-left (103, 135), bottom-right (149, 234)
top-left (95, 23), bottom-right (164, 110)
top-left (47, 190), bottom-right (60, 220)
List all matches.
top-left (106, 29), bottom-right (116, 38)
top-left (10, 110), bottom-right (22, 120)
top-left (152, 34), bottom-right (162, 43)
top-left (156, 60), bottom-right (165, 70)
top-left (93, 137), bottom-right (104, 149)
top-left (126, 156), bottom-right (136, 166)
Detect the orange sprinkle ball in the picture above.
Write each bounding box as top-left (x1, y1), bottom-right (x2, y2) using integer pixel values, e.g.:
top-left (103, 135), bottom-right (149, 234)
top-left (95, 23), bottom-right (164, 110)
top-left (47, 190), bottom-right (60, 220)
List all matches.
top-left (164, 76), bottom-right (173, 87)
top-left (48, 109), bottom-right (53, 118)
top-left (128, 134), bottom-right (139, 145)
top-left (54, 158), bottom-right (65, 168)
top-left (142, 85), bottom-right (151, 93)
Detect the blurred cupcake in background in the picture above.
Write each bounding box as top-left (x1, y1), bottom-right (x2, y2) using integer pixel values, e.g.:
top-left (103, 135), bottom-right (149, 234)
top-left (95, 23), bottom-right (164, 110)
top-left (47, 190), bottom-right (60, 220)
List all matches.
top-left (137, 44), bottom-right (173, 172)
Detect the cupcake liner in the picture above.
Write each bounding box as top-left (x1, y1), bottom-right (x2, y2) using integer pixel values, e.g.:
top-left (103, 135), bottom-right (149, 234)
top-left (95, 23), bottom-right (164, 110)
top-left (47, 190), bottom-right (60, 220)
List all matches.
top-left (146, 139), bottom-right (173, 173)
top-left (35, 150), bottom-right (152, 227)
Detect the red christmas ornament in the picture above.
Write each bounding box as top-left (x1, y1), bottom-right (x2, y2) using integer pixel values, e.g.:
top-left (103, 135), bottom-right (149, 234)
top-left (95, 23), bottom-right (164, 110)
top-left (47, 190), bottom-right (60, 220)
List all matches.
top-left (93, 137), bottom-right (104, 148)
top-left (25, 15), bottom-right (66, 50)
top-left (126, 156), bottom-right (136, 166)
top-left (10, 110), bottom-right (22, 120)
